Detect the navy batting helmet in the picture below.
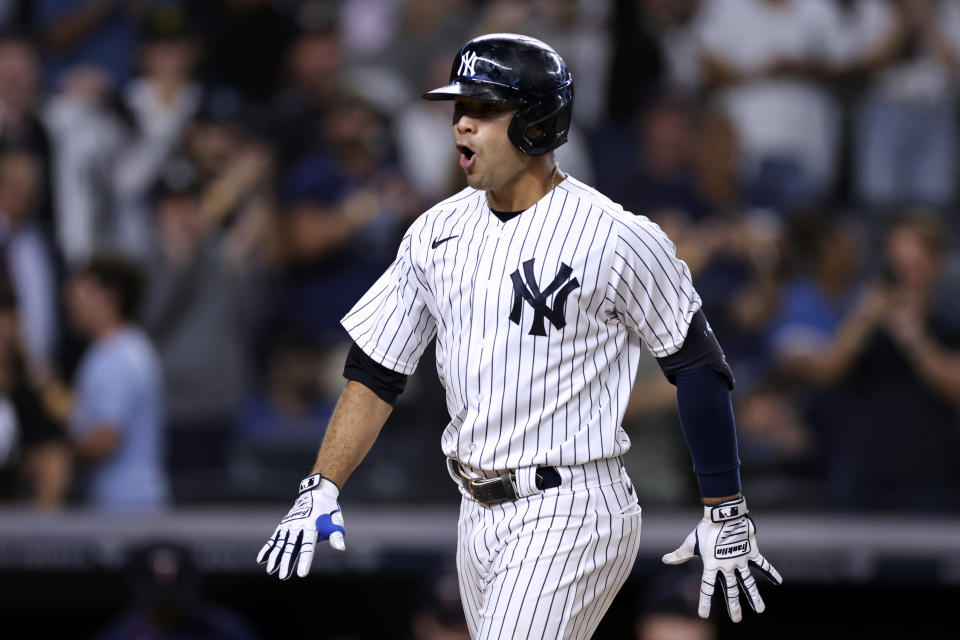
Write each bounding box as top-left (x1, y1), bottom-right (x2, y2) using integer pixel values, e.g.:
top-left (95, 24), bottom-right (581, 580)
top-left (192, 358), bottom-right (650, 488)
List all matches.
top-left (423, 33), bottom-right (574, 157)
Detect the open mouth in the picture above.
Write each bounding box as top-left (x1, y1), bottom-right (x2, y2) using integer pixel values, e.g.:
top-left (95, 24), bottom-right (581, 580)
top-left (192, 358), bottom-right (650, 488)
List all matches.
top-left (457, 144), bottom-right (476, 169)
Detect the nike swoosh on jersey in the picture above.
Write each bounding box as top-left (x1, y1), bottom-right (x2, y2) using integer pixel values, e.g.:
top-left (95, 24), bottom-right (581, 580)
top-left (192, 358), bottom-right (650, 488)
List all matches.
top-left (431, 235), bottom-right (459, 249)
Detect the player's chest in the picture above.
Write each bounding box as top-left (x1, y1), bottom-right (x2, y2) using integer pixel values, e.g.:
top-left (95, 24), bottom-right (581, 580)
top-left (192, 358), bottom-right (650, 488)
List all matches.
top-left (424, 219), bottom-right (611, 337)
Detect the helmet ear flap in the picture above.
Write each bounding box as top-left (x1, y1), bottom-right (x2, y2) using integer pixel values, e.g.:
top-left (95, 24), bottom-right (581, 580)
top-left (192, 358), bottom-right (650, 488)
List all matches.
top-left (507, 85), bottom-right (573, 156)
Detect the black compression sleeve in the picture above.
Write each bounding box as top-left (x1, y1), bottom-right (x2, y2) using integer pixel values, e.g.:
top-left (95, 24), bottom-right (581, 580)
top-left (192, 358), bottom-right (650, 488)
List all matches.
top-left (675, 365), bottom-right (742, 498)
top-left (343, 342), bottom-right (409, 405)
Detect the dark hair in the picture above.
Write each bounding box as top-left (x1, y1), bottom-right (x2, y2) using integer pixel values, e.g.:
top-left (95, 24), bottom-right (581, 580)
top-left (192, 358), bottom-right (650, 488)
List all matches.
top-left (887, 210), bottom-right (947, 258)
top-left (78, 255), bottom-right (145, 321)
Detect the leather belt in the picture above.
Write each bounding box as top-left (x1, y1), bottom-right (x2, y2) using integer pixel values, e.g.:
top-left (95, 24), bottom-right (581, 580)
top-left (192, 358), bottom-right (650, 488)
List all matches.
top-left (448, 458), bottom-right (561, 506)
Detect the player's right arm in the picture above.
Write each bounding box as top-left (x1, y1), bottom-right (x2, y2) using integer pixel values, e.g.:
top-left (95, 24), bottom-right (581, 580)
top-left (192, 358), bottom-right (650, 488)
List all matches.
top-left (256, 371), bottom-right (404, 580)
top-left (309, 380), bottom-right (393, 488)
top-left (258, 216), bottom-right (437, 581)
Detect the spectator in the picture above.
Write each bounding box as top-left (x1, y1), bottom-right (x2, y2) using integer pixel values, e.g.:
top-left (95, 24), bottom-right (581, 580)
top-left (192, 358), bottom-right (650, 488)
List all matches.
top-left (277, 94), bottom-right (416, 341)
top-left (234, 330), bottom-right (336, 499)
top-left (641, 0), bottom-right (708, 95)
top-left (759, 216), bottom-right (867, 506)
top-left (690, 208), bottom-right (787, 378)
top-left (697, 0), bottom-right (847, 209)
top-left (142, 164), bottom-right (267, 503)
top-left (0, 149), bottom-right (60, 378)
top-left (341, 0), bottom-right (475, 97)
top-left (32, 0), bottom-right (154, 89)
top-left (66, 255), bottom-right (167, 512)
top-left (269, 23), bottom-right (343, 172)
top-left (732, 382), bottom-right (818, 508)
top-left (43, 64), bottom-right (126, 266)
top-left (606, 0), bottom-right (675, 121)
top-left (0, 287), bottom-right (69, 508)
top-left (770, 215), bottom-right (866, 373)
top-left (95, 540), bottom-right (259, 640)
top-left (848, 0), bottom-right (960, 210)
top-left (601, 93), bottom-right (708, 222)
top-left (113, 4), bottom-right (203, 257)
top-left (394, 52), bottom-right (463, 203)
top-left (0, 31), bottom-right (57, 233)
top-left (779, 213), bottom-right (960, 510)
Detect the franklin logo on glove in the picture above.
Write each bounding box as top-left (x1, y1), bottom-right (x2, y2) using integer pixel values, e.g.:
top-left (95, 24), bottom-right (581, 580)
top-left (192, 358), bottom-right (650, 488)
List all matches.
top-left (716, 541), bottom-right (750, 557)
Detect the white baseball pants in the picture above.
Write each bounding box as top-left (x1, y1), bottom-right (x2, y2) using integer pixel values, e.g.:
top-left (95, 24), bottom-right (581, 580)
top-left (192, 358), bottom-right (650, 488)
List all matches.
top-left (455, 458), bottom-right (642, 639)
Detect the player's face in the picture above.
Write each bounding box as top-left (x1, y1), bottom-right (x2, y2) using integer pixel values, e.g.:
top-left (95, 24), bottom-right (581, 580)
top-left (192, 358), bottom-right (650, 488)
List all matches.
top-left (452, 97), bottom-right (531, 191)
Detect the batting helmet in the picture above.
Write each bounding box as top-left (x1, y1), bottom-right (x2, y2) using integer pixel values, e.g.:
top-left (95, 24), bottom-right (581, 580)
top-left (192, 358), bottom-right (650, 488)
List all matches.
top-left (423, 33), bottom-right (574, 157)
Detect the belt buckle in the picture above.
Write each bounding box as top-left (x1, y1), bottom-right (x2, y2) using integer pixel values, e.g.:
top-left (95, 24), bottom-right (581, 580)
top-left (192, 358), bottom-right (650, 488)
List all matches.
top-left (449, 458), bottom-right (522, 507)
top-left (466, 472), bottom-right (520, 507)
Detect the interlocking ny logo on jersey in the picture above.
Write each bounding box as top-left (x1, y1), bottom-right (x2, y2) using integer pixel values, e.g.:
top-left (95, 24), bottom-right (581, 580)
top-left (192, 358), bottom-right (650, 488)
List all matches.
top-left (509, 259), bottom-right (580, 336)
top-left (458, 51), bottom-right (479, 77)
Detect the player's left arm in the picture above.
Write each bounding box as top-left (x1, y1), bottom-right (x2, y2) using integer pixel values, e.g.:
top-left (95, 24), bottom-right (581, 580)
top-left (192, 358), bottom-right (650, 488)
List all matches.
top-left (656, 309), bottom-right (783, 623)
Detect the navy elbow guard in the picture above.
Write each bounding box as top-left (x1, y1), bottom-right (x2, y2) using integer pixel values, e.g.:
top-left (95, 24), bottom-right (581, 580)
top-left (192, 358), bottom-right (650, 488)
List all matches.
top-left (656, 309), bottom-right (734, 390)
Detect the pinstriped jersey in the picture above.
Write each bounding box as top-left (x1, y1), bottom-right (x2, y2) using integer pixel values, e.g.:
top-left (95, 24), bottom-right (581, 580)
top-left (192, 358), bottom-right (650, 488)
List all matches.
top-left (341, 176), bottom-right (701, 471)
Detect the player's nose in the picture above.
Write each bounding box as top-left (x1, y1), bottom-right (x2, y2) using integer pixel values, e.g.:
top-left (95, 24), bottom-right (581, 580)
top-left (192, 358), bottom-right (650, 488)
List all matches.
top-left (453, 113), bottom-right (476, 134)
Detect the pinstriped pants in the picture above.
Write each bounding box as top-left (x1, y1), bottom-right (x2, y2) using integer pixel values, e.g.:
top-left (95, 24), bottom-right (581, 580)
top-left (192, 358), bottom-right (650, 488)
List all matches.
top-left (455, 462), bottom-right (642, 639)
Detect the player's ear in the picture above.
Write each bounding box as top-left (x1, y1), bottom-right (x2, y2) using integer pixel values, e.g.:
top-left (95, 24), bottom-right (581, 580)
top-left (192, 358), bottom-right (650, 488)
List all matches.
top-left (526, 123), bottom-right (545, 138)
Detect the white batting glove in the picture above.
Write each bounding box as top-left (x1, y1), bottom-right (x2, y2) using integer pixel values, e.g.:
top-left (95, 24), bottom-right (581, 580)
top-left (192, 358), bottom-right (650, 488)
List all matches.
top-left (257, 474), bottom-right (346, 580)
top-left (662, 496), bottom-right (782, 622)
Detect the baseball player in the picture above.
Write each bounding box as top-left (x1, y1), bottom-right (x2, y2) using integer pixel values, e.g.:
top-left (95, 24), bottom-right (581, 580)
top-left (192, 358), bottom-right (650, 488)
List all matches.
top-left (258, 34), bottom-right (782, 638)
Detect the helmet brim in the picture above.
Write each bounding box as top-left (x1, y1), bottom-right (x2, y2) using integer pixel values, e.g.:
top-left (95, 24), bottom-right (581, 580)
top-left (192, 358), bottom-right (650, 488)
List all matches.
top-left (422, 80), bottom-right (524, 104)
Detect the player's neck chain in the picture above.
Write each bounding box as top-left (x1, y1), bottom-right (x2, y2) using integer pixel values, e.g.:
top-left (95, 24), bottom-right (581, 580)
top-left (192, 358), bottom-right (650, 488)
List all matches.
top-left (485, 163), bottom-right (562, 212)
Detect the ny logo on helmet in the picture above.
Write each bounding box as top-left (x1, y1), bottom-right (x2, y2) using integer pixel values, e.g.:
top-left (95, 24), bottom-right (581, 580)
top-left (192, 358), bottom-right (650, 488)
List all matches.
top-left (458, 51), bottom-right (479, 77)
top-left (509, 259), bottom-right (580, 336)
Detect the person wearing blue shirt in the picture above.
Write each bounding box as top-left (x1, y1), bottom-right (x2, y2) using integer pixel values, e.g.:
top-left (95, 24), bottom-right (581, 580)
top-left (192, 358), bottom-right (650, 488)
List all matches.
top-left (67, 255), bottom-right (168, 512)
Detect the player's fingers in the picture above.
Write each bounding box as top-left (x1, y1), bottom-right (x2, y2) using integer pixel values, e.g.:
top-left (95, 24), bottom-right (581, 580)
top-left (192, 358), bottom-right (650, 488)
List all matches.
top-left (328, 531), bottom-right (346, 552)
top-left (266, 529), bottom-right (289, 575)
top-left (736, 566), bottom-right (765, 614)
top-left (662, 530), bottom-right (697, 565)
top-left (749, 555), bottom-right (783, 586)
top-left (297, 531), bottom-right (317, 578)
top-left (317, 509), bottom-right (347, 552)
top-left (330, 510), bottom-right (346, 551)
top-left (698, 569), bottom-right (717, 619)
top-left (279, 530), bottom-right (303, 580)
top-left (257, 527), bottom-right (281, 566)
top-left (719, 570), bottom-right (742, 623)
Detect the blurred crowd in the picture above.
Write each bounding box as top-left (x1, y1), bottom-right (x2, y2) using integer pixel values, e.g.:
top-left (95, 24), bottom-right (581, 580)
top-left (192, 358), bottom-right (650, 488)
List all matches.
top-left (0, 0), bottom-right (957, 518)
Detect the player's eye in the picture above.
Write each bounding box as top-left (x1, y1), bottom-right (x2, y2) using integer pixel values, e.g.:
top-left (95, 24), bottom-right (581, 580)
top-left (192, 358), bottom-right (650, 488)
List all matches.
top-left (453, 102), bottom-right (508, 123)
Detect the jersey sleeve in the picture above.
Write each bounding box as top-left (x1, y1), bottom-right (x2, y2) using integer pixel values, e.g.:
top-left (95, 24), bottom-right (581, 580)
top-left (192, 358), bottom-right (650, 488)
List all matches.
top-left (609, 217), bottom-right (702, 358)
top-left (340, 223), bottom-right (437, 375)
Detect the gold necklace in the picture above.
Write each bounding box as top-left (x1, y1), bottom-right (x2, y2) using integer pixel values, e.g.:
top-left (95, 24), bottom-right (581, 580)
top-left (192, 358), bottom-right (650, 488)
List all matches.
top-left (486, 164), bottom-right (561, 211)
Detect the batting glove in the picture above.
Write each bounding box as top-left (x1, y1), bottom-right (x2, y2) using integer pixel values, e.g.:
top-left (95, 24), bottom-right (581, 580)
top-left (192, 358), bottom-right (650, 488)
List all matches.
top-left (257, 473), bottom-right (346, 580)
top-left (662, 496), bottom-right (782, 622)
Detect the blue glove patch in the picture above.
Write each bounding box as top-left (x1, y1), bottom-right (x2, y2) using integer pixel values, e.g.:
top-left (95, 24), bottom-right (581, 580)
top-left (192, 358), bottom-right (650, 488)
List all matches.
top-left (316, 510), bottom-right (346, 540)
